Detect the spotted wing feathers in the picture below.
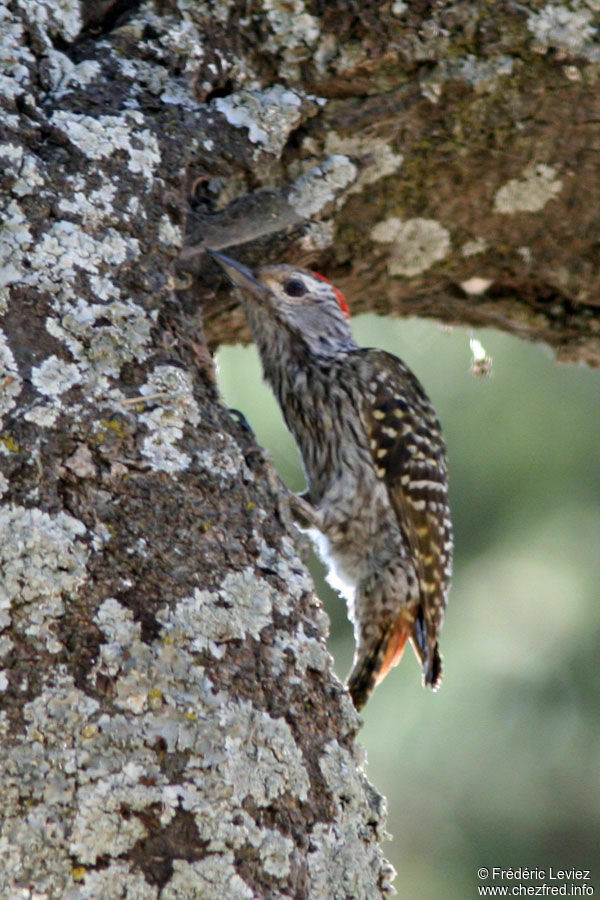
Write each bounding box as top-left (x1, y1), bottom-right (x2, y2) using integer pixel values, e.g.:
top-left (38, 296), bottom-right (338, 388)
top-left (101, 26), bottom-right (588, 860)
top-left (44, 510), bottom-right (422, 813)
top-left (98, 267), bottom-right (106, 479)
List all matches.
top-left (360, 349), bottom-right (453, 687)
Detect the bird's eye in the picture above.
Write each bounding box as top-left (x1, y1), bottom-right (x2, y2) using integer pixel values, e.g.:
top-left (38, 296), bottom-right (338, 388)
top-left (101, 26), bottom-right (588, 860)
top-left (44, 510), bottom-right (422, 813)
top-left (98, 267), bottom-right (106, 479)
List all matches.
top-left (283, 278), bottom-right (307, 297)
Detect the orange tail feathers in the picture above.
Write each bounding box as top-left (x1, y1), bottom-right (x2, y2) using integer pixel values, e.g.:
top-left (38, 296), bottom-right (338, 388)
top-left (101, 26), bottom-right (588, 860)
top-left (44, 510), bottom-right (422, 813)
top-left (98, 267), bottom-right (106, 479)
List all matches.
top-left (375, 621), bottom-right (411, 686)
top-left (347, 618), bottom-right (412, 710)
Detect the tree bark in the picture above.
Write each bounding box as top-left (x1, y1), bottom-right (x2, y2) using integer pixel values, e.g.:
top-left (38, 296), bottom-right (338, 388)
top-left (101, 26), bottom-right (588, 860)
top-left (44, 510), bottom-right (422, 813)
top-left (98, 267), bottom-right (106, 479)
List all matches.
top-left (1, 2), bottom-right (598, 898)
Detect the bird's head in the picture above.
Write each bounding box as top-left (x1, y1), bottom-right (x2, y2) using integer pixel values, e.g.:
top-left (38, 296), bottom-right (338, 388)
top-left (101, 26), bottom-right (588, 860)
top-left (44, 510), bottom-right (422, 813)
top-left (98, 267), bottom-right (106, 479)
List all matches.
top-left (208, 249), bottom-right (356, 358)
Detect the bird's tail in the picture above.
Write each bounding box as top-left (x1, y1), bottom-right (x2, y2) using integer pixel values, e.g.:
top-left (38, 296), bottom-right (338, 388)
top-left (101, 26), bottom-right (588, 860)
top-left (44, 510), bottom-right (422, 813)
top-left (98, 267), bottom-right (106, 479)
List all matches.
top-left (347, 619), bottom-right (411, 711)
top-left (410, 606), bottom-right (443, 690)
top-left (347, 608), bottom-right (442, 709)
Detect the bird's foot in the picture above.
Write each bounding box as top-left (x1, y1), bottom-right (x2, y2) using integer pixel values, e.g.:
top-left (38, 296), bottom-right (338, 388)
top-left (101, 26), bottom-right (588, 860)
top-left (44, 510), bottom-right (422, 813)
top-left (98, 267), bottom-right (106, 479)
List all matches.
top-left (287, 492), bottom-right (321, 530)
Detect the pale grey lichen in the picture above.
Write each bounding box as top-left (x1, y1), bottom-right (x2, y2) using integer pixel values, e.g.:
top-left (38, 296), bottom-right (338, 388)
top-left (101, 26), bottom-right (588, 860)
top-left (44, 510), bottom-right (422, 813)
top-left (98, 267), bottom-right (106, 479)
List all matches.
top-left (119, 4), bottom-right (205, 79)
top-left (288, 155), bottom-right (358, 218)
top-left (47, 296), bottom-right (153, 382)
top-left (127, 195), bottom-right (143, 218)
top-left (67, 862), bottom-right (155, 900)
top-left (2, 540), bottom-right (389, 899)
top-left (91, 583), bottom-right (316, 816)
top-left (154, 10), bottom-right (205, 75)
top-left (18, 674), bottom-right (170, 870)
top-left (307, 820), bottom-right (395, 899)
top-left (162, 857), bottom-right (253, 900)
top-left (0, 143), bottom-right (155, 393)
top-left (307, 746), bottom-right (394, 898)
top-left (64, 443), bottom-right (96, 478)
top-left (323, 133), bottom-right (404, 195)
top-left (42, 48), bottom-right (101, 97)
top-left (263, 0), bottom-right (320, 49)
top-left (34, 220), bottom-right (139, 282)
top-left (257, 829), bottom-right (294, 878)
top-left (202, 809), bottom-right (294, 878)
top-left (256, 532), bottom-right (334, 675)
top-left (371, 216), bottom-right (451, 276)
top-left (0, 328), bottom-right (22, 424)
top-left (0, 199), bottom-right (142, 319)
top-left (158, 214), bottom-right (183, 247)
top-left (0, 142), bottom-right (24, 164)
top-left (421, 53), bottom-right (514, 101)
top-left (23, 672), bottom-right (100, 742)
top-left (0, 8), bottom-right (36, 116)
top-left (191, 698), bottom-right (311, 808)
top-left (312, 32), bottom-right (338, 76)
top-left (92, 594), bottom-right (313, 864)
top-left (527, 3), bottom-right (599, 59)
top-left (158, 568), bottom-right (281, 657)
top-left (31, 355), bottom-right (82, 398)
top-left (299, 219), bottom-right (336, 251)
top-left (51, 110), bottom-right (161, 181)
top-left (22, 402), bottom-right (61, 428)
top-left (58, 181), bottom-right (118, 224)
top-left (2, 727), bottom-right (82, 894)
top-left (0, 143), bottom-right (44, 198)
top-left (94, 599), bottom-right (165, 714)
top-left (19, 0), bottom-right (83, 43)
top-left (255, 533), bottom-right (316, 606)
top-left (119, 53), bottom-right (176, 103)
top-left (95, 597), bottom-right (141, 650)
top-left (214, 86), bottom-right (304, 156)
top-left (462, 237), bottom-right (488, 257)
top-left (262, 0), bottom-right (321, 80)
top-left (0, 505), bottom-right (88, 652)
top-left (69, 768), bottom-right (163, 863)
top-left (112, 8), bottom-right (207, 109)
top-left (0, 199), bottom-right (32, 309)
top-left (195, 439), bottom-right (251, 480)
top-left (0, 628), bottom-right (14, 659)
top-left (138, 365), bottom-right (200, 472)
top-left (494, 164), bottom-right (563, 213)
top-left (285, 621), bottom-right (331, 674)
top-left (319, 741), bottom-right (367, 810)
top-left (25, 351), bottom-right (84, 422)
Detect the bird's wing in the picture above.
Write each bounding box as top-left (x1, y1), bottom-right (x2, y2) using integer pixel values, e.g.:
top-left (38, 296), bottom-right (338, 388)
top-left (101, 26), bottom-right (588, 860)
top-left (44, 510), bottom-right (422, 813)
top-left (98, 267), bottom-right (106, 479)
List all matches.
top-left (349, 348), bottom-right (453, 684)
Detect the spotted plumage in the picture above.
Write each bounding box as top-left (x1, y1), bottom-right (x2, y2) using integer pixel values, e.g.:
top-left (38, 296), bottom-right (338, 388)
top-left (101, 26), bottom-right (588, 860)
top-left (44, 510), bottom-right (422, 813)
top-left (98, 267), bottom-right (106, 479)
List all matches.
top-left (207, 249), bottom-right (453, 710)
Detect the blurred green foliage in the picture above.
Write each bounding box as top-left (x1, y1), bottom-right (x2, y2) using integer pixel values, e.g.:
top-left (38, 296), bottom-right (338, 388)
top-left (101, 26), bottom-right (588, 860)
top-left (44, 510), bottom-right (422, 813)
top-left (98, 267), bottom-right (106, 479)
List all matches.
top-left (217, 316), bottom-right (600, 899)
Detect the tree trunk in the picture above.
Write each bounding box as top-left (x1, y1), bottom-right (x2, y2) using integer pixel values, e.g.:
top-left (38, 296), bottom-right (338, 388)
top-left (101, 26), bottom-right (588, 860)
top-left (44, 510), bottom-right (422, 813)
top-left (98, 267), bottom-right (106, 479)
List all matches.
top-left (1, 2), bottom-right (598, 898)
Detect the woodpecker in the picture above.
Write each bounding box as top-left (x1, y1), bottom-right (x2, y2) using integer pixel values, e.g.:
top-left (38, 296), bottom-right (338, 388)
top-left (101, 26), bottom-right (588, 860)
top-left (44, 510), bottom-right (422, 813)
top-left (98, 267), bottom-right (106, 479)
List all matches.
top-left (208, 249), bottom-right (453, 710)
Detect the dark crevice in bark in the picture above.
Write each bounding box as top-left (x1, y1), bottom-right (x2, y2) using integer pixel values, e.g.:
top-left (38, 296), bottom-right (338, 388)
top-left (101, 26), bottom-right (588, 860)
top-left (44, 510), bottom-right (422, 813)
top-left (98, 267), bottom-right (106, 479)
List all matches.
top-left (125, 807), bottom-right (209, 890)
top-left (79, 0), bottom-right (144, 41)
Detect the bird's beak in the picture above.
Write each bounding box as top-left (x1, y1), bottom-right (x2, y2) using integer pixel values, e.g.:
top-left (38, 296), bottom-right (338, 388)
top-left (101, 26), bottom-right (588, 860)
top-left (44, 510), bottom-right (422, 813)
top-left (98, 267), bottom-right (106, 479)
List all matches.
top-left (206, 248), bottom-right (269, 301)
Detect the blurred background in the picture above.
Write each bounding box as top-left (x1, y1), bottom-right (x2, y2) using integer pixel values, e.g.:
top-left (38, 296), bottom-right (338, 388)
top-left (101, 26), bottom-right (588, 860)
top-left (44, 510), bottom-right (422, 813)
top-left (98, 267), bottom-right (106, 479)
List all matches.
top-left (217, 314), bottom-right (600, 899)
